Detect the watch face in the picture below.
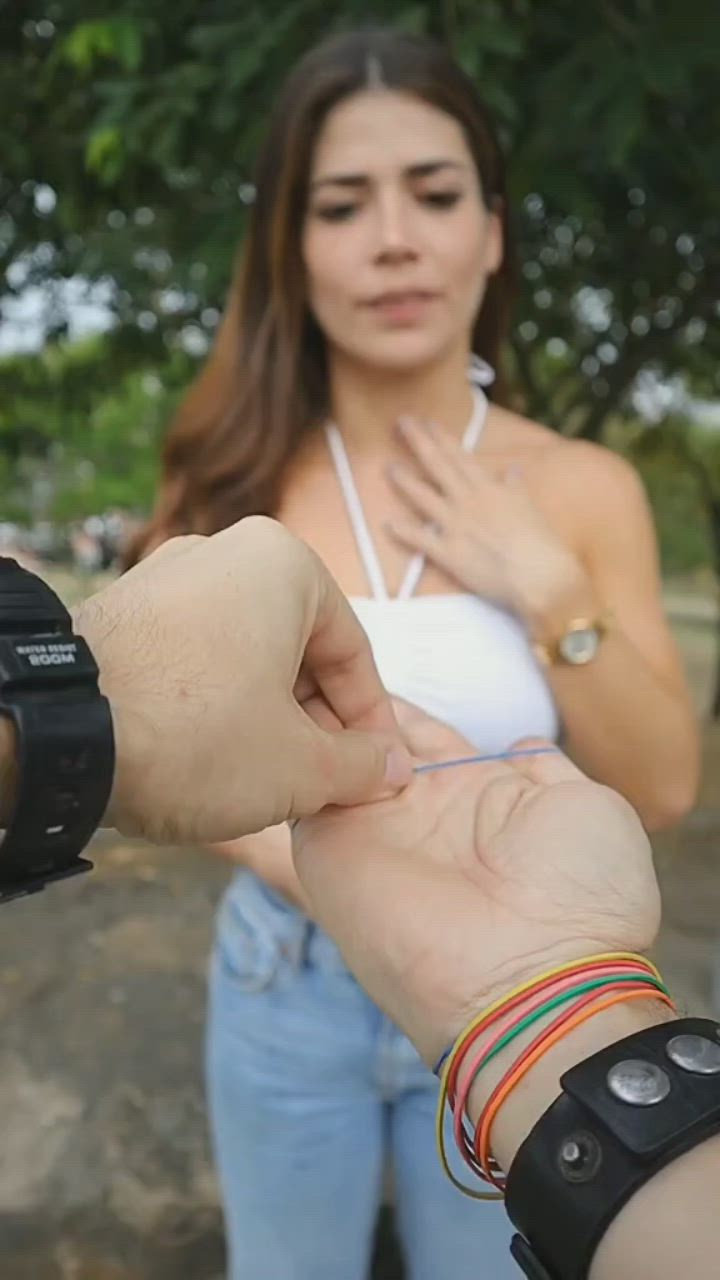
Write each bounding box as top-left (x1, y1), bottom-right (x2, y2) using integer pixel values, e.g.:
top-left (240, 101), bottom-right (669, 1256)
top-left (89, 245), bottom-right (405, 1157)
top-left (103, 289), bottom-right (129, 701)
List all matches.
top-left (559, 626), bottom-right (600, 665)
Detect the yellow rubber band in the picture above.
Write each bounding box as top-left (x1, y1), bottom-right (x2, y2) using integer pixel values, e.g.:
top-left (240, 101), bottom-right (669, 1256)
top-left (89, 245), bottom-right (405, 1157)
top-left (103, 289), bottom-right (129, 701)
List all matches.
top-left (434, 952), bottom-right (664, 1199)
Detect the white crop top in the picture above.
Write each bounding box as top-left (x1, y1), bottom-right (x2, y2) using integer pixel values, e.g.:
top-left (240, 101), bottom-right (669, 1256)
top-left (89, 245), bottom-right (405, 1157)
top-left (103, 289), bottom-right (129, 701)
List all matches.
top-left (325, 363), bottom-right (559, 753)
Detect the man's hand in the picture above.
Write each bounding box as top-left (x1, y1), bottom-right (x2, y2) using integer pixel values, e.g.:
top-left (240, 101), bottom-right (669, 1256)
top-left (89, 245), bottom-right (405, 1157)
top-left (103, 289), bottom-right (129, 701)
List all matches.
top-left (73, 517), bottom-right (410, 844)
top-left (293, 704), bottom-right (661, 1066)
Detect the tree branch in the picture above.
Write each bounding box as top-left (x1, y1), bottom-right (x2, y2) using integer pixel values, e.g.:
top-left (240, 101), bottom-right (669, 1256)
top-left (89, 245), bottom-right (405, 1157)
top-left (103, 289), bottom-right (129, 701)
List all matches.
top-left (509, 335), bottom-right (541, 414)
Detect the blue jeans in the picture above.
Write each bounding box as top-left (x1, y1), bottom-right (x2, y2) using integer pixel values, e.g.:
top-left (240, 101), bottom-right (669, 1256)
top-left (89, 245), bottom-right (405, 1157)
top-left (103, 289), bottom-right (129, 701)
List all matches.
top-left (206, 872), bottom-right (517, 1279)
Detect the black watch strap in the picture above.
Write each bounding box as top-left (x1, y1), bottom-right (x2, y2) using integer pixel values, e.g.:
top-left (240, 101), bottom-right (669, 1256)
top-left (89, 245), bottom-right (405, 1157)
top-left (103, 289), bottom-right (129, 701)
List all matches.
top-left (505, 1016), bottom-right (720, 1280)
top-left (0, 557), bottom-right (115, 901)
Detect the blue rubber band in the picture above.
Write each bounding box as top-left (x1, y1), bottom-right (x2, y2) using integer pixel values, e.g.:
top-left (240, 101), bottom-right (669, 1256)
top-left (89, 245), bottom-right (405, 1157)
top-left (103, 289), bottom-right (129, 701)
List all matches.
top-left (413, 746), bottom-right (559, 775)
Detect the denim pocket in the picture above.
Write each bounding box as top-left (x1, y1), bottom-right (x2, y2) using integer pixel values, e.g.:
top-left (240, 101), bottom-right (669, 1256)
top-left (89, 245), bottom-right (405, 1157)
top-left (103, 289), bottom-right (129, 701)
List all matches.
top-left (215, 894), bottom-right (281, 993)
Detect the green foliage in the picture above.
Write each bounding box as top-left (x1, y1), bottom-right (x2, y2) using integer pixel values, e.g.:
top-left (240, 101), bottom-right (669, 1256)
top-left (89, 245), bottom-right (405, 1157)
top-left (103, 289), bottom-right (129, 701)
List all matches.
top-left (0, 334), bottom-right (196, 521)
top-left (619, 418), bottom-right (720, 575)
top-left (61, 18), bottom-right (145, 74)
top-left (85, 126), bottom-right (126, 183)
top-left (636, 448), bottom-right (713, 576)
top-left (2, 1), bottom-right (719, 430)
top-left (1, 0), bottom-right (720, 591)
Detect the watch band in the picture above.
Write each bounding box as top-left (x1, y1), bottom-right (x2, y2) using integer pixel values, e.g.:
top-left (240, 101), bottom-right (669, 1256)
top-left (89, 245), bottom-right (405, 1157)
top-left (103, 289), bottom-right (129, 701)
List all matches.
top-left (505, 1016), bottom-right (720, 1280)
top-left (0, 557), bottom-right (115, 901)
top-left (510, 1235), bottom-right (555, 1279)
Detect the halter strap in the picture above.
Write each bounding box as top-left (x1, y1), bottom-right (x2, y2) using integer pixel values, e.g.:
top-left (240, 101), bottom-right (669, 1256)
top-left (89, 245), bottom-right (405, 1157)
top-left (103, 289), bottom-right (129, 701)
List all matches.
top-left (325, 421), bottom-right (390, 601)
top-left (398, 386), bottom-right (489, 600)
top-left (325, 361), bottom-right (494, 601)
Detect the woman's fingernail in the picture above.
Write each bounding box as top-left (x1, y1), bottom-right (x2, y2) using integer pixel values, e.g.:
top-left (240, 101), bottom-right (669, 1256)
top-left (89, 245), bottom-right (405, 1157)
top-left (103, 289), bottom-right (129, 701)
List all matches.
top-left (397, 416), bottom-right (415, 435)
top-left (383, 745), bottom-right (413, 789)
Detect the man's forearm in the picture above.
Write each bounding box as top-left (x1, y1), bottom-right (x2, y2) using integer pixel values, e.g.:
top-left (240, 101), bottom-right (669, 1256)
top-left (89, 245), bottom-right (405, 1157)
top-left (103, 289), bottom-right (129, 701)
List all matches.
top-left (466, 1001), bottom-right (719, 1280)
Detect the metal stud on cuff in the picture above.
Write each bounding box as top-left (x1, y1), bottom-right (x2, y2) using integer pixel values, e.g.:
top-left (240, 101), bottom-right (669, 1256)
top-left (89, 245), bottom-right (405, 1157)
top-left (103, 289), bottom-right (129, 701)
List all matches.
top-left (666, 1034), bottom-right (720, 1075)
top-left (607, 1059), bottom-right (671, 1106)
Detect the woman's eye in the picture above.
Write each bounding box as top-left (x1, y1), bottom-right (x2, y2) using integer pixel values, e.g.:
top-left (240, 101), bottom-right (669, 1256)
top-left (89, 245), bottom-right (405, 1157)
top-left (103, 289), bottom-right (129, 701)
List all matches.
top-left (315, 203), bottom-right (358, 222)
top-left (422, 191), bottom-right (462, 209)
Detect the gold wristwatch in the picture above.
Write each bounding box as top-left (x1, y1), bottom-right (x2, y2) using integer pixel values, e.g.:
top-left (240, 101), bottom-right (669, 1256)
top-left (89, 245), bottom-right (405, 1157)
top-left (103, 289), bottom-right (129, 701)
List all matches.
top-left (532, 610), bottom-right (613, 667)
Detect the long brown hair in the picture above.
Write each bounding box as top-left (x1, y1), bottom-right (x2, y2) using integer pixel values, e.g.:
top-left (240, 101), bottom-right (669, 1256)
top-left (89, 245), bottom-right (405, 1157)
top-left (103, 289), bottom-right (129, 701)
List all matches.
top-left (128, 27), bottom-right (517, 559)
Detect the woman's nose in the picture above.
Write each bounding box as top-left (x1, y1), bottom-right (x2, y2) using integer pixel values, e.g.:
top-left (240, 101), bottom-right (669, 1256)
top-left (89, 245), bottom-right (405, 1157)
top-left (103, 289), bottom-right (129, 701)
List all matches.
top-left (372, 196), bottom-right (420, 263)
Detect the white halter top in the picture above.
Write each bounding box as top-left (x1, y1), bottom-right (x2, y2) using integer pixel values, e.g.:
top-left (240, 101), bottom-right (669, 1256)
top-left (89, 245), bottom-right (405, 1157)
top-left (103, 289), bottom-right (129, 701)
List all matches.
top-left (324, 361), bottom-right (559, 752)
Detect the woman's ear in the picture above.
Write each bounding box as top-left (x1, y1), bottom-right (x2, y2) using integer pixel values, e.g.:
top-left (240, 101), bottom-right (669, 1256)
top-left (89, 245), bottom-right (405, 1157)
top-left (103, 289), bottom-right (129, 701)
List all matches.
top-left (484, 200), bottom-right (504, 277)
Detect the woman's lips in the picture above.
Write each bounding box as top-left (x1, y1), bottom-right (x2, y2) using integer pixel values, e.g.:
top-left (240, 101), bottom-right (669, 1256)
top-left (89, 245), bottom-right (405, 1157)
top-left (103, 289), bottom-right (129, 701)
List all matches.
top-left (366, 290), bottom-right (440, 325)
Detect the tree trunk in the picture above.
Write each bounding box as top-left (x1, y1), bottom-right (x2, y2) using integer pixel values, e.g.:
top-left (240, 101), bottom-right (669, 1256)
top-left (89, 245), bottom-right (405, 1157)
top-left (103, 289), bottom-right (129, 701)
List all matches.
top-left (575, 387), bottom-right (624, 442)
top-left (509, 337), bottom-right (541, 417)
top-left (570, 322), bottom-right (688, 442)
top-left (566, 354), bottom-right (636, 441)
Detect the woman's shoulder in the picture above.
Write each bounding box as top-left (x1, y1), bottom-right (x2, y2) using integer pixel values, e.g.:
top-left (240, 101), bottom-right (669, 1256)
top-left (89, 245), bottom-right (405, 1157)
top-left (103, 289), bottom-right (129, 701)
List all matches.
top-left (487, 403), bottom-right (644, 497)
top-left (485, 405), bottom-right (651, 554)
top-left (485, 401), bottom-right (558, 451)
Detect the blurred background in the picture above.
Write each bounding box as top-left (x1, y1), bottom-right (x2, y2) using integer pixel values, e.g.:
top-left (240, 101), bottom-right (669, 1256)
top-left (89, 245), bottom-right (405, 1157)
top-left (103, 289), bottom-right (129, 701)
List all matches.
top-left (0, 3), bottom-right (718, 1276)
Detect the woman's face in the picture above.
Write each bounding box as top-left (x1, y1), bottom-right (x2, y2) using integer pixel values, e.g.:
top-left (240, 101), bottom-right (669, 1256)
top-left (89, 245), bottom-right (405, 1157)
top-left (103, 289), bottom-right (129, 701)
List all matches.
top-left (302, 89), bottom-right (502, 375)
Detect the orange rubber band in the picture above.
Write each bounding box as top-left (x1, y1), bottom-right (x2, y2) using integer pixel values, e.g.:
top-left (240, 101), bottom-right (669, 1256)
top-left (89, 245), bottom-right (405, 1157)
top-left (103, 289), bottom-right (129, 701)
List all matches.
top-left (476, 986), bottom-right (676, 1185)
top-left (435, 954), bottom-right (668, 1199)
top-left (474, 981), bottom-right (656, 1186)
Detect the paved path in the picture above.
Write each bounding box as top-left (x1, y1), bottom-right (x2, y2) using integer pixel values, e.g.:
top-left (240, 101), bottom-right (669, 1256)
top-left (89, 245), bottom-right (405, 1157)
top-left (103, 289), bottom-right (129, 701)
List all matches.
top-left (0, 836), bottom-right (409, 1278)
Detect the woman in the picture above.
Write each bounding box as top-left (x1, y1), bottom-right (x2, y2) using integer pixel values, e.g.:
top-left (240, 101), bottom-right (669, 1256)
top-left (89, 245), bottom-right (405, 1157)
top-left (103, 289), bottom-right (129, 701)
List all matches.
top-left (130, 27), bottom-right (700, 1280)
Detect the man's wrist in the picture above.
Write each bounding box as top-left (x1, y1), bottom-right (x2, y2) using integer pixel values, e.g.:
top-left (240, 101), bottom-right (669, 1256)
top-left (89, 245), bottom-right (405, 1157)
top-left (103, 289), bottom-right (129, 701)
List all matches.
top-left (71, 599), bottom-right (130, 834)
top-left (463, 998), bottom-right (677, 1175)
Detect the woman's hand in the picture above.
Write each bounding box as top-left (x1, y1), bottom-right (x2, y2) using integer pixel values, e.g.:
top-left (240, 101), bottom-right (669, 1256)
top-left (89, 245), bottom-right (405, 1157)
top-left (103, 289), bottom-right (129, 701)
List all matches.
top-left (386, 416), bottom-right (589, 622)
top-left (213, 825), bottom-right (311, 914)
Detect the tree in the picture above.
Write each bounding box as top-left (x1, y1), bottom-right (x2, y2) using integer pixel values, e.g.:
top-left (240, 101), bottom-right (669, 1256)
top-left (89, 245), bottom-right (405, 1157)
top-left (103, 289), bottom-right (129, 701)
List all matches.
top-left (633, 419), bottom-right (720, 716)
top-left (2, 1), bottom-right (718, 435)
top-left (0, 333), bottom-right (193, 521)
top-left (2, 3), bottom-right (719, 712)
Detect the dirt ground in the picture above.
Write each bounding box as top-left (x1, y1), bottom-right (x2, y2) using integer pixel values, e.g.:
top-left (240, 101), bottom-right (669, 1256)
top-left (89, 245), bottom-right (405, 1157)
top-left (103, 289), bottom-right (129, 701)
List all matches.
top-left (0, 593), bottom-right (717, 1279)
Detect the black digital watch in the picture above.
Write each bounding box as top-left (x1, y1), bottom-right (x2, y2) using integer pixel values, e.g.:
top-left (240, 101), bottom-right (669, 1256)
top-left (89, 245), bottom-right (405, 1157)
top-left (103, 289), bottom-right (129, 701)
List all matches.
top-left (0, 556), bottom-right (115, 902)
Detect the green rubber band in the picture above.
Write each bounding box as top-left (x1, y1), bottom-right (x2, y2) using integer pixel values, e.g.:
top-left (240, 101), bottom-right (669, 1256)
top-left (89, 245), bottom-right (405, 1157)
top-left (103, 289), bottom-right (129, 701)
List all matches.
top-left (457, 972), bottom-right (667, 1107)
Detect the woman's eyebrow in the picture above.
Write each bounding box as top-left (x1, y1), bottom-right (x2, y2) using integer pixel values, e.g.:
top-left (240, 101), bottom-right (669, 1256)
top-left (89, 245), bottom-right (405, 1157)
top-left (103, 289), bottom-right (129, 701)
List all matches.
top-left (310, 159), bottom-right (468, 191)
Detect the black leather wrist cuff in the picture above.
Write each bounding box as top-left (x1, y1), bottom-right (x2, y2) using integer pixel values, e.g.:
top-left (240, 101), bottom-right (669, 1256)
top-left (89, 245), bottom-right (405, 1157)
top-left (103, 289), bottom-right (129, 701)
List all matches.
top-left (505, 1016), bottom-right (720, 1280)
